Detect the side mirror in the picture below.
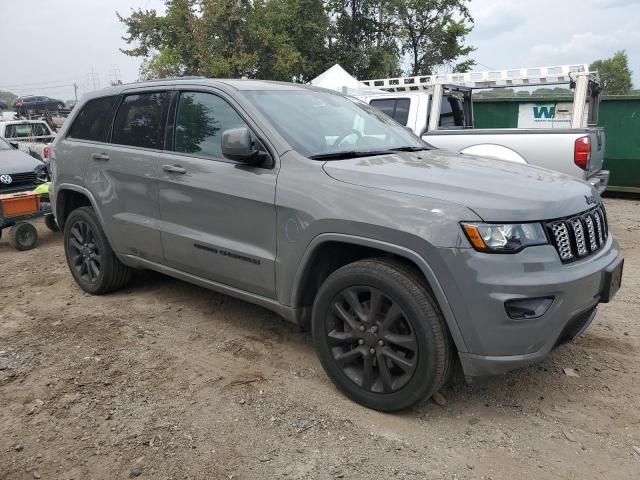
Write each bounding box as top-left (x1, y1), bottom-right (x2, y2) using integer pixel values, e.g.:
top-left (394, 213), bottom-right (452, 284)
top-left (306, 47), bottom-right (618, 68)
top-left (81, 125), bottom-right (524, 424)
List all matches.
top-left (9, 141), bottom-right (19, 149)
top-left (221, 127), bottom-right (260, 163)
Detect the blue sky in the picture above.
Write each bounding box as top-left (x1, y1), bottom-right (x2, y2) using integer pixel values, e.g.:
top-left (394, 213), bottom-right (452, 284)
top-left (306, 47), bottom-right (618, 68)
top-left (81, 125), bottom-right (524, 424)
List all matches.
top-left (0, 0), bottom-right (638, 100)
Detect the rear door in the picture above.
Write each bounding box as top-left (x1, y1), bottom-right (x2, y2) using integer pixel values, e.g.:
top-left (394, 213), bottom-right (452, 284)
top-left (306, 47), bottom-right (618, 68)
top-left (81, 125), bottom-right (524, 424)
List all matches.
top-left (80, 90), bottom-right (169, 263)
top-left (157, 89), bottom-right (278, 298)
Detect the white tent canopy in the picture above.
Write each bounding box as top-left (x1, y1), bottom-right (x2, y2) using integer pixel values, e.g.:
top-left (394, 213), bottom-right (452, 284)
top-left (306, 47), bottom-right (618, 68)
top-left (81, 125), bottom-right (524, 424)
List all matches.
top-left (310, 64), bottom-right (385, 95)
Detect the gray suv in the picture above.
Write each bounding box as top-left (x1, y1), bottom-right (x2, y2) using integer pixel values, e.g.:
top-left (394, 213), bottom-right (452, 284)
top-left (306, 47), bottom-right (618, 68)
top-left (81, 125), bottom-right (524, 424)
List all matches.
top-left (50, 79), bottom-right (623, 411)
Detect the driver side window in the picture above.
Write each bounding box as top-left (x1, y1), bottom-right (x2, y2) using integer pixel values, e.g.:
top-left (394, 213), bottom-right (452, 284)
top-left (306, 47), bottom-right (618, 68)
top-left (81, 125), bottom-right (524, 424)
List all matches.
top-left (175, 92), bottom-right (249, 160)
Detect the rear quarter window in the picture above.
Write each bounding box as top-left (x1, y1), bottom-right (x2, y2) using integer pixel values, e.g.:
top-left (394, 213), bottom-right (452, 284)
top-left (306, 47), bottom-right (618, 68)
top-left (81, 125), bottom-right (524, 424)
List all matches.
top-left (68, 96), bottom-right (119, 142)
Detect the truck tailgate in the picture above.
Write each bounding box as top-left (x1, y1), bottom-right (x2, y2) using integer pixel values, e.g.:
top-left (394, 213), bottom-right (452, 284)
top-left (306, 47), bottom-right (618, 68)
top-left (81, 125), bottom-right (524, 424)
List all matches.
top-left (587, 128), bottom-right (605, 176)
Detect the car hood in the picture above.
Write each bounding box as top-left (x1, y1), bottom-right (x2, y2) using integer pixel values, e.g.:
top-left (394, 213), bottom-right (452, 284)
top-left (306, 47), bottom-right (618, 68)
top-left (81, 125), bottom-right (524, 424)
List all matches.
top-left (0, 148), bottom-right (44, 174)
top-left (322, 149), bottom-right (597, 222)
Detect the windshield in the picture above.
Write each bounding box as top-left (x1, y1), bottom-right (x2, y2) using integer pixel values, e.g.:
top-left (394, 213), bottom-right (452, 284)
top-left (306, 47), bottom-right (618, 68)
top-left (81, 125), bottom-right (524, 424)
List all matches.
top-left (243, 89), bottom-right (428, 158)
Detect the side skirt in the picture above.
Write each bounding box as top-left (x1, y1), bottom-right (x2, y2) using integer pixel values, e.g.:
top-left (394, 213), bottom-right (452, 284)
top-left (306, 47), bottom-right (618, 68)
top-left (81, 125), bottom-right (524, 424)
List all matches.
top-left (121, 254), bottom-right (301, 325)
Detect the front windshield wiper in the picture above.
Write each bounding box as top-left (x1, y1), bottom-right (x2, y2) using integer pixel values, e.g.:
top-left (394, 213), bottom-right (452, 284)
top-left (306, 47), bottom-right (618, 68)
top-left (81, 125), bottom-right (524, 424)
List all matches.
top-left (387, 146), bottom-right (431, 152)
top-left (308, 150), bottom-right (392, 160)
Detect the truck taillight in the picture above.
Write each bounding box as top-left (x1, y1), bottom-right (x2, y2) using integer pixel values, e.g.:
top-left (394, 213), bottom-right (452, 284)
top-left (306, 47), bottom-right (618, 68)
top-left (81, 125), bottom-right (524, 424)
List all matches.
top-left (43, 144), bottom-right (52, 161)
top-left (574, 136), bottom-right (591, 170)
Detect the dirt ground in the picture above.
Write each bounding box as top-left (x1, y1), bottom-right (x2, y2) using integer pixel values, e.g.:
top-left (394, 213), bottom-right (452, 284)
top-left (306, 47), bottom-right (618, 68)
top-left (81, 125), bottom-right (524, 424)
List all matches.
top-left (1, 198), bottom-right (639, 480)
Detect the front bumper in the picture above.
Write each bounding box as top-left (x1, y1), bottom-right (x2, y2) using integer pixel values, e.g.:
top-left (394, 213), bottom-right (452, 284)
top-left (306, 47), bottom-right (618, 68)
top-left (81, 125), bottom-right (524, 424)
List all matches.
top-left (433, 236), bottom-right (622, 377)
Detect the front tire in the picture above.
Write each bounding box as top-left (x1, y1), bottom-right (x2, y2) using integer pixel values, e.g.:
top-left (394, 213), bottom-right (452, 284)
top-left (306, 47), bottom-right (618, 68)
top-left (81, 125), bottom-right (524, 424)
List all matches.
top-left (63, 207), bottom-right (132, 294)
top-left (312, 259), bottom-right (451, 412)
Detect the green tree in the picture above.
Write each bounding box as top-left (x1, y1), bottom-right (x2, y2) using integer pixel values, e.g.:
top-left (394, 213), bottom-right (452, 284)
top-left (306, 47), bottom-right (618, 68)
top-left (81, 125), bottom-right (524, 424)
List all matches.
top-left (327, 0), bottom-right (401, 80)
top-left (393, 0), bottom-right (474, 76)
top-left (590, 50), bottom-right (633, 95)
top-left (0, 90), bottom-right (17, 107)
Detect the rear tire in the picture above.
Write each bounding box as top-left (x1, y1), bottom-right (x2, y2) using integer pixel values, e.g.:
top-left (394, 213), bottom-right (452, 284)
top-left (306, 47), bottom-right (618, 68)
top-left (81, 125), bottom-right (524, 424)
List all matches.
top-left (64, 207), bottom-right (132, 294)
top-left (312, 258), bottom-right (451, 411)
top-left (44, 214), bottom-right (60, 232)
top-left (9, 223), bottom-right (38, 250)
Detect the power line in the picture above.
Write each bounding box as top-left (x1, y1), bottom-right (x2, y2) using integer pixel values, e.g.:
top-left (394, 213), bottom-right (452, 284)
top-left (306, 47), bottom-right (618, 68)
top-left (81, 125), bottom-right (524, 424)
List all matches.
top-left (0, 75), bottom-right (85, 89)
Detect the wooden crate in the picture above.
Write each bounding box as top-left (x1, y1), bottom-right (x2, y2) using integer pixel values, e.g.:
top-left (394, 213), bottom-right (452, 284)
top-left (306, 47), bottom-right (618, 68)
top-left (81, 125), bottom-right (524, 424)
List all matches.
top-left (0, 192), bottom-right (42, 218)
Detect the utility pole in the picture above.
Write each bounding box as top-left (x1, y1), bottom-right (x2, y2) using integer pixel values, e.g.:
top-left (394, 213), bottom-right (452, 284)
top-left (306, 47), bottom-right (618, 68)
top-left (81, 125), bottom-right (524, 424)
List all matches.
top-left (73, 83), bottom-right (78, 101)
top-left (88, 68), bottom-right (100, 90)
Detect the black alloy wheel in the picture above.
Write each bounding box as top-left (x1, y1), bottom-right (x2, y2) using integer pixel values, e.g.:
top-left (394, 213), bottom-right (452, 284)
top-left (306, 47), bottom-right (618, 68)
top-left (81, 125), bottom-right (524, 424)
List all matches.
top-left (67, 219), bottom-right (102, 284)
top-left (327, 286), bottom-right (418, 393)
top-left (312, 259), bottom-right (452, 412)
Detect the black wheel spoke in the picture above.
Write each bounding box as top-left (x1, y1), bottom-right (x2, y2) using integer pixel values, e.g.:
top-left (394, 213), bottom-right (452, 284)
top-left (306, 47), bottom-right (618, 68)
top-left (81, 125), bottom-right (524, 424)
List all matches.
top-left (70, 226), bottom-right (83, 243)
top-left (376, 350), bottom-right (394, 393)
top-left (334, 347), bottom-right (363, 367)
top-left (69, 238), bottom-right (83, 251)
top-left (361, 352), bottom-right (375, 390)
top-left (381, 303), bottom-right (403, 331)
top-left (383, 333), bottom-right (418, 351)
top-left (343, 290), bottom-right (366, 322)
top-left (328, 330), bottom-right (356, 345)
top-left (382, 348), bottom-right (415, 372)
top-left (333, 302), bottom-right (360, 331)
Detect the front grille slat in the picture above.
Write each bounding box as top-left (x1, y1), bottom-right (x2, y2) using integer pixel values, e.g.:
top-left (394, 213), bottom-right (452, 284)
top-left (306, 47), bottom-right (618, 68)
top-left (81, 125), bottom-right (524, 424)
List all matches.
top-left (547, 204), bottom-right (609, 263)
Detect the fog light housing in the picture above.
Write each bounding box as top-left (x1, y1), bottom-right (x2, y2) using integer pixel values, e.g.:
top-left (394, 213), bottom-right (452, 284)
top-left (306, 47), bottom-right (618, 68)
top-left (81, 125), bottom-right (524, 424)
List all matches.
top-left (505, 297), bottom-right (554, 320)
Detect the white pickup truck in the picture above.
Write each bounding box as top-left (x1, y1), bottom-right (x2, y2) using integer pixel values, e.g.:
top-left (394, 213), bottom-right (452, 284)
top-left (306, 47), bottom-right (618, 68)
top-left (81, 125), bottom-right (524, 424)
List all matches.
top-left (356, 65), bottom-right (609, 193)
top-left (0, 119), bottom-right (55, 163)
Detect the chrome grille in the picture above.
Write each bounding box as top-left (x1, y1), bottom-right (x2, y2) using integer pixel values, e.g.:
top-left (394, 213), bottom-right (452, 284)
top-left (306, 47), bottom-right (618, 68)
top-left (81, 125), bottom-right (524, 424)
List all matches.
top-left (584, 214), bottom-right (597, 251)
top-left (547, 204), bottom-right (609, 263)
top-left (569, 218), bottom-right (587, 256)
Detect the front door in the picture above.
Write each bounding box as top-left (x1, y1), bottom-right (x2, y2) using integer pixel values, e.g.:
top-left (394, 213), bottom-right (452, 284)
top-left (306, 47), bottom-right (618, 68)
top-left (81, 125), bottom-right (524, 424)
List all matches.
top-left (157, 90), bottom-right (278, 298)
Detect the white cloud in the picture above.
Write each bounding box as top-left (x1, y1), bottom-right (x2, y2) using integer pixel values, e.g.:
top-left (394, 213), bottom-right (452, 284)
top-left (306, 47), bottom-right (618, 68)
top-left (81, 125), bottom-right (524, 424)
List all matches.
top-left (470, 0), bottom-right (526, 39)
top-left (529, 30), bottom-right (640, 68)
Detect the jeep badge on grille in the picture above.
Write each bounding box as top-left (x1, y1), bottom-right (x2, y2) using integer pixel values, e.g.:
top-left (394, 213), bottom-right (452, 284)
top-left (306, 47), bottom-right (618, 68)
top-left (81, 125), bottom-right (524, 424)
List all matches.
top-left (0, 174), bottom-right (13, 185)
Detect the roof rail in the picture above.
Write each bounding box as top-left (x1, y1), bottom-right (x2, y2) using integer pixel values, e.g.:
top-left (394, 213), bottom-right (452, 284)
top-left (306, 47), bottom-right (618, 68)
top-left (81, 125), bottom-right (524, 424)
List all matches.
top-left (361, 64), bottom-right (599, 92)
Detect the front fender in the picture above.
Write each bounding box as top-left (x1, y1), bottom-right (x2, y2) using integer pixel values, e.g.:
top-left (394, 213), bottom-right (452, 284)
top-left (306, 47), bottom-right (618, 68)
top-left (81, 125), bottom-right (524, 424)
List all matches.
top-left (291, 233), bottom-right (469, 353)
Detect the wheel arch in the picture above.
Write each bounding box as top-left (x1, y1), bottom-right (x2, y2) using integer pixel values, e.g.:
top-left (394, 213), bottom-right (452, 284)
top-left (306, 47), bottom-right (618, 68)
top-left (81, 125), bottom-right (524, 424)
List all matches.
top-left (54, 184), bottom-right (99, 230)
top-left (291, 233), bottom-right (468, 353)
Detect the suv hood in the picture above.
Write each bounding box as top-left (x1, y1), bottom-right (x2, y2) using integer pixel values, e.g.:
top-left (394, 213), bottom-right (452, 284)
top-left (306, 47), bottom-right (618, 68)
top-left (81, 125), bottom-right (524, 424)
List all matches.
top-left (322, 149), bottom-right (597, 222)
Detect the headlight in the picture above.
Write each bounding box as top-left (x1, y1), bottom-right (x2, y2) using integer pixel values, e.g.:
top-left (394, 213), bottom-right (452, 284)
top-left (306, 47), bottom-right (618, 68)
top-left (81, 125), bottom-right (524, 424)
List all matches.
top-left (461, 222), bottom-right (548, 253)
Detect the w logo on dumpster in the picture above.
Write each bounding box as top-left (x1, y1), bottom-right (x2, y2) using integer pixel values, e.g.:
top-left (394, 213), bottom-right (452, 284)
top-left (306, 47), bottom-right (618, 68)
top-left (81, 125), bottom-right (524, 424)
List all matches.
top-left (533, 106), bottom-right (555, 119)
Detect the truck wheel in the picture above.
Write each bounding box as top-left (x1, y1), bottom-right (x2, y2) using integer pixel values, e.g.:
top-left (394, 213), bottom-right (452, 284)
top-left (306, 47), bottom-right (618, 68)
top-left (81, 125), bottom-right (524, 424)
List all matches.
top-left (9, 222), bottom-right (38, 251)
top-left (312, 259), bottom-right (451, 412)
top-left (64, 206), bottom-right (132, 294)
top-left (44, 214), bottom-right (60, 232)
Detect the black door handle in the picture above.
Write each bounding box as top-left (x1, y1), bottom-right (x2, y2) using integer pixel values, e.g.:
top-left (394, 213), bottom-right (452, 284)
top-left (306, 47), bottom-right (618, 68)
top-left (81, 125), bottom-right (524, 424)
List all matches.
top-left (163, 164), bottom-right (187, 174)
top-left (92, 153), bottom-right (110, 161)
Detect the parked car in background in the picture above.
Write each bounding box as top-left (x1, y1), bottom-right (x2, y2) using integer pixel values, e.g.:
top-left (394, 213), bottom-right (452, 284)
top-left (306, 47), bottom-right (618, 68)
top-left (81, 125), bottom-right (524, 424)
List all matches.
top-left (0, 137), bottom-right (49, 194)
top-left (0, 100), bottom-right (8, 111)
top-left (13, 96), bottom-right (65, 116)
top-left (0, 120), bottom-right (56, 162)
top-left (51, 79), bottom-right (623, 411)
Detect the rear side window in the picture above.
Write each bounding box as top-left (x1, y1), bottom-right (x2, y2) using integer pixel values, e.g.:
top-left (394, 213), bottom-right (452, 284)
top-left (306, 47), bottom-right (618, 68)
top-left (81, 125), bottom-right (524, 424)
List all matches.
top-left (68, 96), bottom-right (118, 142)
top-left (112, 92), bottom-right (169, 149)
top-left (369, 98), bottom-right (410, 126)
top-left (174, 92), bottom-right (248, 159)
